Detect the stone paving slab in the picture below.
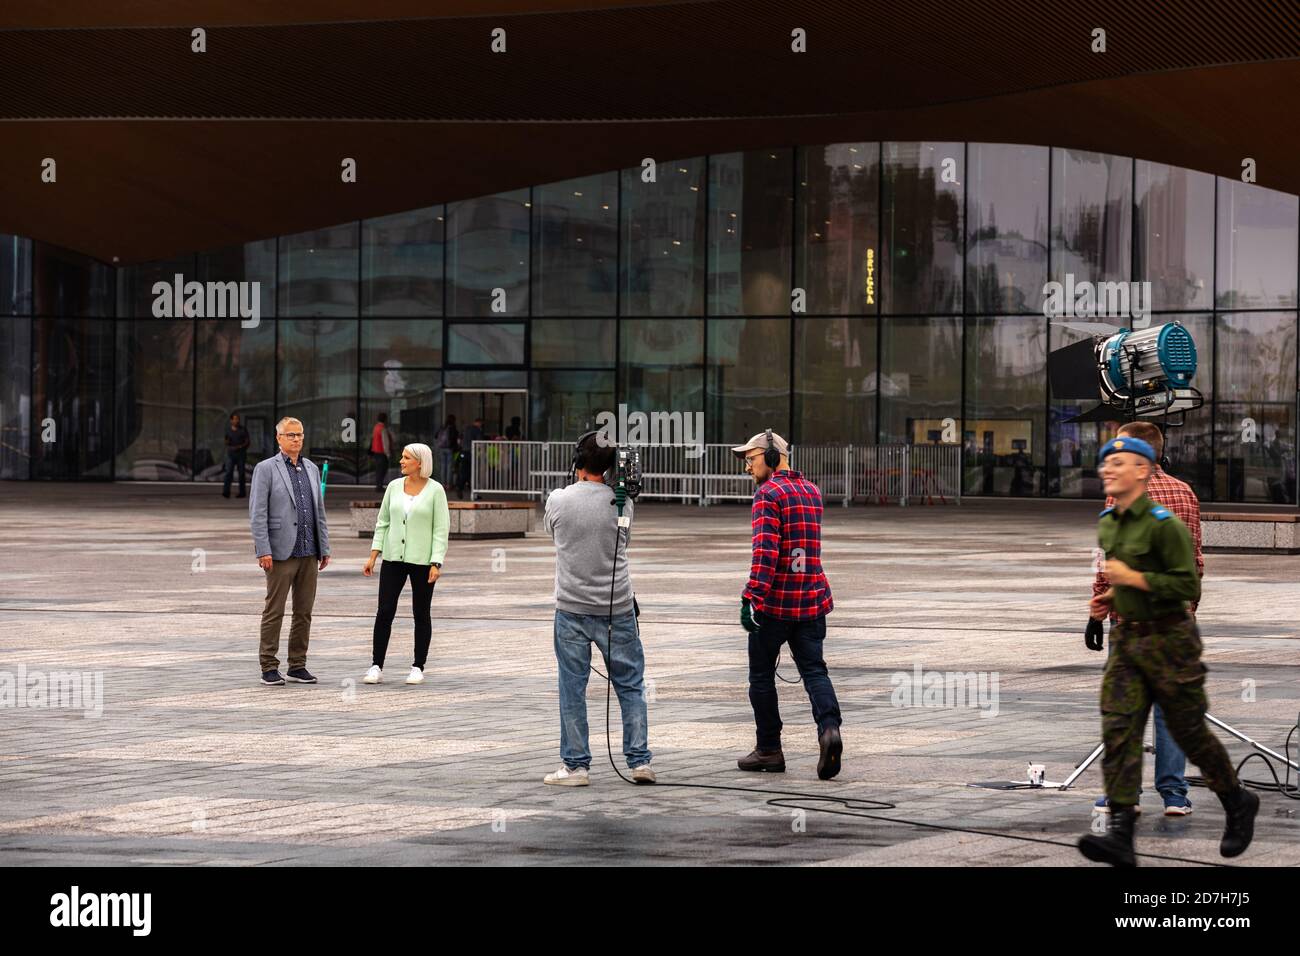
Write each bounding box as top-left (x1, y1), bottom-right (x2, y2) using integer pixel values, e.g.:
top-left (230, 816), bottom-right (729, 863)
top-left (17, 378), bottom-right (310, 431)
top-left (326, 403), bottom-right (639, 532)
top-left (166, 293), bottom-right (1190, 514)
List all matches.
top-left (0, 483), bottom-right (1298, 866)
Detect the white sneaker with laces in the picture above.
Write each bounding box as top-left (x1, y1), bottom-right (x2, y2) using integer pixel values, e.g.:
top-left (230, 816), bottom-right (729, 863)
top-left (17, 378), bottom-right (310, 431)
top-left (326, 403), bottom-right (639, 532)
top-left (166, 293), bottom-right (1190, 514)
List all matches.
top-left (630, 764), bottom-right (656, 784)
top-left (544, 765), bottom-right (590, 786)
top-left (405, 666), bottom-right (425, 685)
top-left (363, 665), bottom-right (382, 684)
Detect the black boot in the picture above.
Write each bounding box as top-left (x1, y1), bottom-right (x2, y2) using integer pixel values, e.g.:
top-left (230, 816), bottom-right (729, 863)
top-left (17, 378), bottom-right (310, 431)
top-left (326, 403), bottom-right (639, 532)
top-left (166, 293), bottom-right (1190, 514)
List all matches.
top-left (1218, 786), bottom-right (1259, 858)
top-left (1077, 804), bottom-right (1137, 866)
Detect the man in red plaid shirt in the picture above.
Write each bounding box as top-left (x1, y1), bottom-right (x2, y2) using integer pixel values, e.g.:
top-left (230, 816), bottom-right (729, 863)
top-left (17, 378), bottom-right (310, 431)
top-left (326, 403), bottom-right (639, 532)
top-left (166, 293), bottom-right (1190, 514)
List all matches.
top-left (1088, 420), bottom-right (1204, 817)
top-left (732, 430), bottom-right (843, 780)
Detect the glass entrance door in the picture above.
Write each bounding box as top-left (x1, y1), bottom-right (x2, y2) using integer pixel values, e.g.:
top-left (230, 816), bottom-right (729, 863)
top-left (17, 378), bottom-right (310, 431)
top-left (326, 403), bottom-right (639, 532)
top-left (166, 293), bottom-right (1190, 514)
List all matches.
top-left (443, 389), bottom-right (528, 440)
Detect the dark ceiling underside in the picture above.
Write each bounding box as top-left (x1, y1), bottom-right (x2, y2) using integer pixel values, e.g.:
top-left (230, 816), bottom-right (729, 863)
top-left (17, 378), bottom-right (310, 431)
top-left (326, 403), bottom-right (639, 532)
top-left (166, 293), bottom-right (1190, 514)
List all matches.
top-left (2, 0), bottom-right (1298, 263)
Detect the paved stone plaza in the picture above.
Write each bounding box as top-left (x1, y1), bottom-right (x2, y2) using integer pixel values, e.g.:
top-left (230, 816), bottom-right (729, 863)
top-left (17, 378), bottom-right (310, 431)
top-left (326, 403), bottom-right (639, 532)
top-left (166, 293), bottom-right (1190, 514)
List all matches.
top-left (0, 483), bottom-right (1297, 866)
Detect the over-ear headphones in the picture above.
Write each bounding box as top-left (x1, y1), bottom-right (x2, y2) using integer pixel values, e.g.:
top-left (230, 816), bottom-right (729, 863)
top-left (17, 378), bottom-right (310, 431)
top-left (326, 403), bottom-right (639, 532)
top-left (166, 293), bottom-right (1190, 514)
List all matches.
top-left (572, 430), bottom-right (599, 478)
top-left (763, 428), bottom-right (780, 469)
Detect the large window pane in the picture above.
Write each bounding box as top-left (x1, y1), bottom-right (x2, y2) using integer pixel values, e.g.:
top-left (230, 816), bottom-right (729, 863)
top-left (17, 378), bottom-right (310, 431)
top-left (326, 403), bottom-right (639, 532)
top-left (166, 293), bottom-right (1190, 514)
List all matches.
top-left (531, 369), bottom-right (615, 441)
top-left (1216, 180), bottom-right (1299, 309)
top-left (619, 319), bottom-right (703, 417)
top-left (360, 319), bottom-right (442, 368)
top-left (794, 317), bottom-right (876, 444)
top-left (1215, 311), bottom-right (1297, 502)
top-left (882, 142), bottom-right (963, 314)
top-left (1, 235), bottom-right (32, 315)
top-left (533, 174), bottom-right (617, 316)
top-left (621, 158), bottom-right (705, 316)
top-left (360, 368), bottom-right (443, 486)
top-left (362, 206), bottom-right (444, 316)
top-left (709, 150), bottom-right (793, 315)
top-left (197, 239), bottom-right (277, 320)
top-left (116, 255), bottom-right (196, 318)
top-left (115, 319), bottom-right (195, 479)
top-left (879, 316), bottom-right (961, 444)
top-left (31, 318), bottom-right (114, 478)
top-left (447, 190), bottom-right (529, 316)
top-left (1135, 161), bottom-right (1214, 310)
top-left (447, 323), bottom-right (525, 365)
top-left (707, 318), bottom-right (790, 442)
top-left (279, 224), bottom-right (360, 317)
top-left (1051, 149), bottom-right (1131, 287)
top-left (796, 144), bottom-right (879, 316)
top-left (33, 244), bottom-right (113, 317)
top-left (967, 144), bottom-right (1049, 314)
top-left (0, 318), bottom-right (31, 477)
top-left (965, 315), bottom-right (1047, 495)
top-left (277, 319), bottom-right (359, 483)
top-left (196, 319), bottom-right (276, 480)
top-left (532, 319), bottom-right (614, 367)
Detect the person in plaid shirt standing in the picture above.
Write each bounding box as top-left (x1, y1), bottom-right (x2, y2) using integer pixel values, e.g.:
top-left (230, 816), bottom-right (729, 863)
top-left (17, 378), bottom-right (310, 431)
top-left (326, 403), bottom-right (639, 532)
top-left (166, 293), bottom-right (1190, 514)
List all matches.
top-left (732, 430), bottom-right (843, 780)
top-left (1089, 420), bottom-right (1203, 817)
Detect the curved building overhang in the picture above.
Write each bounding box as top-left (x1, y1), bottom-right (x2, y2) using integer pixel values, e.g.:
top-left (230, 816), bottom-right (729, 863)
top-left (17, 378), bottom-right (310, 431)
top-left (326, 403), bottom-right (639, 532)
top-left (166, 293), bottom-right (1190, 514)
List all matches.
top-left (1, 0), bottom-right (1297, 263)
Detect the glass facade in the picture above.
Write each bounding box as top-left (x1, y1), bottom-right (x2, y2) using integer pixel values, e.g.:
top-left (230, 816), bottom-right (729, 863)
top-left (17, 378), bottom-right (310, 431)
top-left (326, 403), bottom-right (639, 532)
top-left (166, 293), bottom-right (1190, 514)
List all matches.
top-left (1, 142), bottom-right (1296, 501)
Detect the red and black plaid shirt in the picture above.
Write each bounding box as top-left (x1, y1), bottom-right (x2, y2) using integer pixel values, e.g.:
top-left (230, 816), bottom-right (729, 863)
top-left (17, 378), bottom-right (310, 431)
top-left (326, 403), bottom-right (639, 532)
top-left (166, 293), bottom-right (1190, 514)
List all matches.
top-left (743, 469), bottom-right (834, 621)
top-left (1092, 467), bottom-right (1204, 616)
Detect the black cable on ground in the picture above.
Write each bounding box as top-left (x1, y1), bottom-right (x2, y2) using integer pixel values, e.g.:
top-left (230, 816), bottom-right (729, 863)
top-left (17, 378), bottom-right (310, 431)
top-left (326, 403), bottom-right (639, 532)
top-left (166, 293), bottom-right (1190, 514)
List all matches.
top-left (1186, 726), bottom-right (1300, 799)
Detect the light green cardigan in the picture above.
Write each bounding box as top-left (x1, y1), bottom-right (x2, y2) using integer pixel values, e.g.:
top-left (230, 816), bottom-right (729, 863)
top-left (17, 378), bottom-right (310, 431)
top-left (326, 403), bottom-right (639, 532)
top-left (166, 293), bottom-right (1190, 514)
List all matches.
top-left (370, 477), bottom-right (451, 566)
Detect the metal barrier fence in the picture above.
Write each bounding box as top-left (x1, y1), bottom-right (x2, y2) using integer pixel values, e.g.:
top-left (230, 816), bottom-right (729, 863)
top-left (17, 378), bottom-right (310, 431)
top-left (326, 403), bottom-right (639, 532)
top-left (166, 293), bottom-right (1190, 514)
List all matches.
top-left (471, 441), bottom-right (961, 506)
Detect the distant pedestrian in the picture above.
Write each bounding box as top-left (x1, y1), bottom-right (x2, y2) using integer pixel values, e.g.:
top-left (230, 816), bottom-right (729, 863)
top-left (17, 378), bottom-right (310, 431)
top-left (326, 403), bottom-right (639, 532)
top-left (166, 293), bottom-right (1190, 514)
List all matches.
top-left (505, 416), bottom-right (522, 440)
top-left (222, 412), bottom-right (251, 498)
top-left (434, 415), bottom-right (458, 487)
top-left (370, 413), bottom-right (392, 491)
top-left (458, 417), bottom-right (484, 497)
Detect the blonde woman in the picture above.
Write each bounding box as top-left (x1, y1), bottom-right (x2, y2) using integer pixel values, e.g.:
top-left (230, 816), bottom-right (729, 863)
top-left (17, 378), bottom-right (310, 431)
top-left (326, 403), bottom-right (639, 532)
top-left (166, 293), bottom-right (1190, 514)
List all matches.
top-left (362, 442), bottom-right (450, 685)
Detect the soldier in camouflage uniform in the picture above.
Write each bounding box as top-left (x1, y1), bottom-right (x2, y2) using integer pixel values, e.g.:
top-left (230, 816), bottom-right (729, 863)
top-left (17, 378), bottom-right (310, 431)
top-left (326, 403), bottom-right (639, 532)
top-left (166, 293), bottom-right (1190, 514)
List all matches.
top-left (1077, 435), bottom-right (1259, 866)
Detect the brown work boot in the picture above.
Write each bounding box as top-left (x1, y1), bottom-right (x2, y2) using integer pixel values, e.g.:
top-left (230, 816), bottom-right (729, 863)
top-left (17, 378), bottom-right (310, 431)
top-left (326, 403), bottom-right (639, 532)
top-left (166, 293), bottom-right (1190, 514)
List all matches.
top-left (1077, 804), bottom-right (1138, 867)
top-left (738, 747), bottom-right (785, 773)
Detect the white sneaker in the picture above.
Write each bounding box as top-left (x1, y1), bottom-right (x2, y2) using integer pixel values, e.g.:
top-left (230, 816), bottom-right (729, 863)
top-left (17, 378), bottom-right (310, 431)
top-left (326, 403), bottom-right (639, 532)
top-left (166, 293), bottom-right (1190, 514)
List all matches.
top-left (544, 765), bottom-right (590, 786)
top-left (630, 764), bottom-right (656, 785)
top-left (363, 665), bottom-right (382, 684)
top-left (404, 666), bottom-right (425, 685)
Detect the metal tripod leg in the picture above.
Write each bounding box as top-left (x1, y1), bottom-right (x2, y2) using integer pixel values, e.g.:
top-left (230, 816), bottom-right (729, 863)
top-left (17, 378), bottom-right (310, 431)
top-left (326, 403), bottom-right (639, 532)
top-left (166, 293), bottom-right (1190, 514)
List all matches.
top-left (1060, 742), bottom-right (1105, 790)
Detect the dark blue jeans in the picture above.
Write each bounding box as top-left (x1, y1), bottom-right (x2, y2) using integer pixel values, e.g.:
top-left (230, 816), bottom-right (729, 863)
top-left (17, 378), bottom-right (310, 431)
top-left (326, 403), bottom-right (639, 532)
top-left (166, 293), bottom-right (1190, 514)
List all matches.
top-left (222, 451), bottom-right (246, 495)
top-left (747, 613), bottom-right (841, 750)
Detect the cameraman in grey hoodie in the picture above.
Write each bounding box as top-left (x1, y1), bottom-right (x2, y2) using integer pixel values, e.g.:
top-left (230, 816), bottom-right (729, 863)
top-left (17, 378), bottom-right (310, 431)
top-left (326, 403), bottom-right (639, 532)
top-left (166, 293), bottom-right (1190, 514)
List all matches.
top-left (540, 433), bottom-right (654, 786)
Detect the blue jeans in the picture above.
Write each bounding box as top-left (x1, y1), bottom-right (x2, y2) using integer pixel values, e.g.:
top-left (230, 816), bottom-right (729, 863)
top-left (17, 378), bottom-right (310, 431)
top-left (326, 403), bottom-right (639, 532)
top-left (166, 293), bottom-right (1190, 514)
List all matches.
top-left (554, 609), bottom-right (651, 770)
top-left (437, 449), bottom-right (454, 485)
top-left (748, 613), bottom-right (841, 750)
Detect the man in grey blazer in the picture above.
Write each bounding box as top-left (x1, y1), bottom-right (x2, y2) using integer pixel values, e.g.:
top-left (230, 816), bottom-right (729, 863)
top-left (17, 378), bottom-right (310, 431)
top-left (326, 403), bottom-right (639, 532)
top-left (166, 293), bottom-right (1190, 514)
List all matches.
top-left (249, 416), bottom-right (331, 686)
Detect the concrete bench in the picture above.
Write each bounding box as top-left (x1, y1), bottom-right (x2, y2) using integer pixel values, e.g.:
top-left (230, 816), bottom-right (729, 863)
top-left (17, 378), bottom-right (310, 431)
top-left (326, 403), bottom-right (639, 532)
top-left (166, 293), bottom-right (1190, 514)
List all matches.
top-left (1201, 512), bottom-right (1300, 554)
top-left (350, 499), bottom-right (535, 540)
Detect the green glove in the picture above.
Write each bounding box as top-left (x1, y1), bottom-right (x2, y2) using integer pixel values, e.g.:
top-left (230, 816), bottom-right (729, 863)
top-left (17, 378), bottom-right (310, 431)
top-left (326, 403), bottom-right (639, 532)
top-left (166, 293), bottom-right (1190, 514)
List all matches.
top-left (741, 598), bottom-right (760, 634)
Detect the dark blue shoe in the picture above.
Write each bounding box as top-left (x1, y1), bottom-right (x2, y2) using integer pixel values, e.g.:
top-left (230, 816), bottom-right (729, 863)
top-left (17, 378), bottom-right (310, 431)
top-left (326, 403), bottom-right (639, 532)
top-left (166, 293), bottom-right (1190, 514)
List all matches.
top-left (285, 667), bottom-right (317, 684)
top-left (261, 669), bottom-right (285, 686)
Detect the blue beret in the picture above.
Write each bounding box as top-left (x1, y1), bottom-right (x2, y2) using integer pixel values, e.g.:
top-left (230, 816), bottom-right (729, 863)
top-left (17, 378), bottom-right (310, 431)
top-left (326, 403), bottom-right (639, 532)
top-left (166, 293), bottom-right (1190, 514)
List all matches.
top-left (1098, 436), bottom-right (1156, 464)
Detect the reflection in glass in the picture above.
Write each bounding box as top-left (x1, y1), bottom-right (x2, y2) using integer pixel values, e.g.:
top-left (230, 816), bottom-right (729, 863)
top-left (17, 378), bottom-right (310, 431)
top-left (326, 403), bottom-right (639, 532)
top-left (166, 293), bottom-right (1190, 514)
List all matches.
top-left (794, 317), bottom-right (876, 444)
top-left (796, 144), bottom-right (879, 316)
top-left (531, 370), bottom-right (615, 440)
top-left (31, 318), bottom-right (114, 478)
top-left (447, 323), bottom-right (525, 365)
top-left (1215, 311), bottom-right (1297, 502)
top-left (706, 318), bottom-right (790, 442)
top-left (965, 315), bottom-right (1046, 495)
top-left (33, 244), bottom-right (114, 317)
top-left (1051, 149), bottom-right (1131, 287)
top-left (532, 319), bottom-right (614, 367)
top-left (279, 224), bottom-right (360, 317)
top-left (196, 319), bottom-right (276, 478)
top-left (0, 318), bottom-right (31, 477)
top-left (621, 158), bottom-right (706, 316)
top-left (361, 368), bottom-right (443, 485)
top-left (709, 150), bottom-right (793, 315)
top-left (967, 144), bottom-right (1049, 314)
top-left (1, 234), bottom-right (32, 315)
top-left (879, 316), bottom-right (961, 444)
top-left (882, 142), bottom-right (963, 314)
top-left (1135, 161), bottom-right (1214, 310)
top-left (117, 256), bottom-right (197, 318)
top-left (447, 190), bottom-right (529, 316)
top-left (361, 319), bottom-right (442, 368)
top-left (115, 320), bottom-right (195, 479)
top-left (1216, 180), bottom-right (1299, 309)
top-left (197, 239), bottom-right (277, 319)
top-left (534, 174), bottom-right (617, 316)
top-left (277, 319), bottom-right (360, 482)
top-left (619, 319), bottom-right (704, 417)
top-left (362, 206), bottom-right (444, 316)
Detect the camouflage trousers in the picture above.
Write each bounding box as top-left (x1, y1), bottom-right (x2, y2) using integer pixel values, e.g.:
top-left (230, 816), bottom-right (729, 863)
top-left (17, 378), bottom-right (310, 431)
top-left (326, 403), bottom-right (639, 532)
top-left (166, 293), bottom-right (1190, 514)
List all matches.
top-left (1100, 614), bottom-right (1238, 806)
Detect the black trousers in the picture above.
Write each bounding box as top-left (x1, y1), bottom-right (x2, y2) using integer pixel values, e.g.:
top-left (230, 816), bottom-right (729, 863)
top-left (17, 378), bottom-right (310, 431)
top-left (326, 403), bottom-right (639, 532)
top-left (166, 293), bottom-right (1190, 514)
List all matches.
top-left (370, 451), bottom-right (388, 490)
top-left (372, 560), bottom-right (436, 669)
top-left (747, 614), bottom-right (841, 750)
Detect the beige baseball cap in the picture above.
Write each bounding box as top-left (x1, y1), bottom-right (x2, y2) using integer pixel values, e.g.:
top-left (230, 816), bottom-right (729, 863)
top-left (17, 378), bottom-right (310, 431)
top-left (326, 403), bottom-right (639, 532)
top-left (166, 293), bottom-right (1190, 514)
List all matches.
top-left (731, 431), bottom-right (789, 460)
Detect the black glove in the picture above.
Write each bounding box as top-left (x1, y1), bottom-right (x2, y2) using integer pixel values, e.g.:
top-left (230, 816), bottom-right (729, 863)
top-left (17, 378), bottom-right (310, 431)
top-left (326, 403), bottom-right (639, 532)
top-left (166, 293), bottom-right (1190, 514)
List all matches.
top-left (1085, 618), bottom-right (1105, 652)
top-left (633, 594), bottom-right (640, 619)
top-left (741, 599), bottom-right (761, 634)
